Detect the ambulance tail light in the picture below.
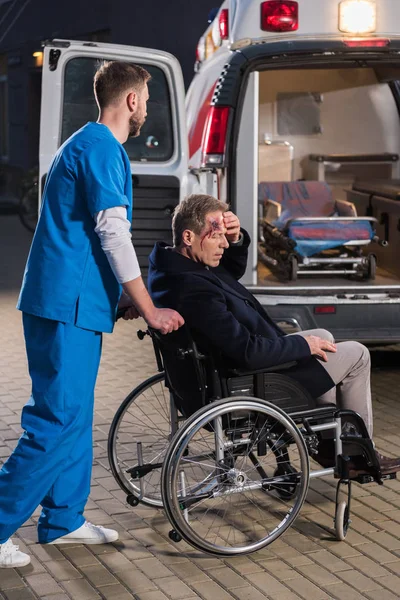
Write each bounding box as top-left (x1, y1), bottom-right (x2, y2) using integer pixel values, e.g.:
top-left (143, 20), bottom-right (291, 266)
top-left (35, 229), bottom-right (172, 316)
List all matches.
top-left (201, 106), bottom-right (231, 167)
top-left (219, 9), bottom-right (229, 40)
top-left (343, 38), bottom-right (389, 47)
top-left (261, 1), bottom-right (299, 32)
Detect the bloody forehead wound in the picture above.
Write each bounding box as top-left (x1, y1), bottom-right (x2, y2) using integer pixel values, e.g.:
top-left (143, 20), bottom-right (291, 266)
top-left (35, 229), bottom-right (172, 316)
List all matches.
top-left (200, 217), bottom-right (224, 249)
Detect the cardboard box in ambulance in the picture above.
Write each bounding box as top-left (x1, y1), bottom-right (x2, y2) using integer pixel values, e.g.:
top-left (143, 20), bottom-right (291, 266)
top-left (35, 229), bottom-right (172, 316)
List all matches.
top-left (39, 0), bottom-right (400, 343)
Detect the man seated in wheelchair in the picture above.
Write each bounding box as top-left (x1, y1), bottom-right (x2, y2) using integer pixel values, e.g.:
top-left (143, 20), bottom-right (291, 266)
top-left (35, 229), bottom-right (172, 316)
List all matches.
top-left (148, 193), bottom-right (400, 480)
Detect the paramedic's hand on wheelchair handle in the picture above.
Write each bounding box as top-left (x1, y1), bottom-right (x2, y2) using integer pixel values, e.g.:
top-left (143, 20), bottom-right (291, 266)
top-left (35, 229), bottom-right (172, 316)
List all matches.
top-left (305, 335), bottom-right (337, 362)
top-left (117, 303), bottom-right (184, 336)
top-left (117, 305), bottom-right (184, 334)
top-left (117, 277), bottom-right (184, 334)
top-left (146, 307), bottom-right (184, 334)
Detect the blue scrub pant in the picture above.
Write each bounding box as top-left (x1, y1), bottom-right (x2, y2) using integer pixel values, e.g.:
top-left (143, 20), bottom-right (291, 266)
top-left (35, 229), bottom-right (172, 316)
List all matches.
top-left (0, 313), bottom-right (102, 544)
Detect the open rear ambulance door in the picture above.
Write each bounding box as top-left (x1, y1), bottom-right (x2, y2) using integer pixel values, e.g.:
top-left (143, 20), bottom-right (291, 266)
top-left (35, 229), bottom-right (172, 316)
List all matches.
top-left (39, 40), bottom-right (188, 277)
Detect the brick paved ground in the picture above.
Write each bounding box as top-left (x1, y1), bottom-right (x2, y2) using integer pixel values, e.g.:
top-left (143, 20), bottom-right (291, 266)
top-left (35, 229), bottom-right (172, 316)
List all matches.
top-left (1, 213), bottom-right (400, 600)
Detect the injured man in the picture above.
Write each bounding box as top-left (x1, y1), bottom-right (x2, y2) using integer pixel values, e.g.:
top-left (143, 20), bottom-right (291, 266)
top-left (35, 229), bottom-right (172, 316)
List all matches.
top-left (148, 193), bottom-right (400, 478)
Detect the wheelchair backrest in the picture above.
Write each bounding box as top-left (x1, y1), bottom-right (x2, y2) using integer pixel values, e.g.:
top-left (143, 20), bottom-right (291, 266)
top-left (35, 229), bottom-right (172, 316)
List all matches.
top-left (259, 181), bottom-right (336, 228)
top-left (149, 326), bottom-right (211, 418)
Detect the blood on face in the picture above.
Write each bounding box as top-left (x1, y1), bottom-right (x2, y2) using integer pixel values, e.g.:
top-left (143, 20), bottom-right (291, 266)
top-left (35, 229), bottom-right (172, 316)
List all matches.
top-left (200, 218), bottom-right (223, 249)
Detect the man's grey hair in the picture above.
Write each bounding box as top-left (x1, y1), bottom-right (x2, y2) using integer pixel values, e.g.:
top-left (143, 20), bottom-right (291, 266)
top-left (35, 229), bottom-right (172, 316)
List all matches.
top-left (172, 194), bottom-right (229, 246)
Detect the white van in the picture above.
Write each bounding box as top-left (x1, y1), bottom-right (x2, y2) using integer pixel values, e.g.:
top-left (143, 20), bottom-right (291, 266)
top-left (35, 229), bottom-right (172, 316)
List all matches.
top-left (39, 0), bottom-right (400, 343)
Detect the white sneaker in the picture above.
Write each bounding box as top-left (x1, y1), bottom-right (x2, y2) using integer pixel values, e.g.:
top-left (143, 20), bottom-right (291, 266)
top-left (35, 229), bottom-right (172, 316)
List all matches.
top-left (46, 521), bottom-right (119, 545)
top-left (0, 539), bottom-right (31, 568)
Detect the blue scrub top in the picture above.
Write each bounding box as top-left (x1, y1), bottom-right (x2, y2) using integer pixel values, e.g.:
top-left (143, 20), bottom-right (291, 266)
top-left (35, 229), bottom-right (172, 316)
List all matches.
top-left (17, 122), bottom-right (133, 333)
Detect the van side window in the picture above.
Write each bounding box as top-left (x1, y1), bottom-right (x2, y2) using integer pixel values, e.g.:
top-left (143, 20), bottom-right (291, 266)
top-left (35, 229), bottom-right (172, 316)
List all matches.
top-left (61, 57), bottom-right (174, 162)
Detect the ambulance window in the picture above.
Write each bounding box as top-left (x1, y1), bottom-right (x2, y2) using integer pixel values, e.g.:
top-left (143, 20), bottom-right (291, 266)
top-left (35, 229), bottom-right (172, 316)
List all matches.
top-left (61, 57), bottom-right (174, 162)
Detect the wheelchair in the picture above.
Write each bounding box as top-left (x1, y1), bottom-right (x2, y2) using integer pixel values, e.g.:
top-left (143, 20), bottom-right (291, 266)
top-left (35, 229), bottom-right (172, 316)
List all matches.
top-left (108, 327), bottom-right (395, 556)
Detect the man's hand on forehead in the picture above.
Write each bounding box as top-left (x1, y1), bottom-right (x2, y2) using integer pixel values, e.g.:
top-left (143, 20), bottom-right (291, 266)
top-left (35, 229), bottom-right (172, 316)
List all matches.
top-left (223, 211), bottom-right (241, 243)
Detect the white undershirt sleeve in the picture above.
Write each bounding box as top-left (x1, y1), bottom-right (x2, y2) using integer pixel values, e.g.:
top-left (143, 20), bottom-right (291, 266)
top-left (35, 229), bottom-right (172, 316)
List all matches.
top-left (94, 206), bottom-right (141, 284)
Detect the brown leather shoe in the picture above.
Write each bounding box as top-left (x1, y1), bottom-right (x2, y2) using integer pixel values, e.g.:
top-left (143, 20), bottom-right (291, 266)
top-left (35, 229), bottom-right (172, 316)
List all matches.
top-left (348, 451), bottom-right (400, 478)
top-left (375, 452), bottom-right (400, 474)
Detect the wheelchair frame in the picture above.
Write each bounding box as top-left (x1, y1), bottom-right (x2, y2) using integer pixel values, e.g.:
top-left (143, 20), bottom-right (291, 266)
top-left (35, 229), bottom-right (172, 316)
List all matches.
top-left (108, 327), bottom-right (395, 556)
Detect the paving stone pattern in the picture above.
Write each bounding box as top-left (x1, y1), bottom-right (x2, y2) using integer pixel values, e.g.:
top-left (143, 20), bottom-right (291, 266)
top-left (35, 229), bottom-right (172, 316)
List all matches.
top-left (1, 215), bottom-right (400, 600)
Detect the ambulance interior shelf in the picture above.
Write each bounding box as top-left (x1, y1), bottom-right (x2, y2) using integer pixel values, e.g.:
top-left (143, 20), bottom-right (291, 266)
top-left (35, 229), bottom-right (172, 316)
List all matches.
top-left (346, 179), bottom-right (400, 278)
top-left (308, 153), bottom-right (400, 182)
top-left (351, 179), bottom-right (400, 201)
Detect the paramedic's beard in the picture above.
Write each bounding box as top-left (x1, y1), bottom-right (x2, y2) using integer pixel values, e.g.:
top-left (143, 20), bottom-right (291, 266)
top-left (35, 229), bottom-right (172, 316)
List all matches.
top-left (128, 114), bottom-right (145, 138)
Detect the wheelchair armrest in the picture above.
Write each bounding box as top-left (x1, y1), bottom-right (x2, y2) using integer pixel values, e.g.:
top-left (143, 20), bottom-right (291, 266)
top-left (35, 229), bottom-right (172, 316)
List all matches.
top-left (228, 361), bottom-right (297, 377)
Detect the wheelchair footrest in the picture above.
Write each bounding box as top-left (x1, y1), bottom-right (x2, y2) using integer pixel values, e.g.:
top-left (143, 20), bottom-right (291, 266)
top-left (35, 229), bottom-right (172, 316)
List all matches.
top-left (346, 472), bottom-right (396, 484)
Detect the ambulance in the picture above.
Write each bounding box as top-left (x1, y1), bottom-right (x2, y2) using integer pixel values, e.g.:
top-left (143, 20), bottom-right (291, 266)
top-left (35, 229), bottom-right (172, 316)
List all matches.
top-left (40, 0), bottom-right (400, 343)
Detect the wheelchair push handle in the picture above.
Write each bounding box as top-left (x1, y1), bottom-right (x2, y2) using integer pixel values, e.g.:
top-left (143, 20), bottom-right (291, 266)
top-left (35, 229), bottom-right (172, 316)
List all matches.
top-left (137, 329), bottom-right (150, 340)
top-left (116, 308), bottom-right (151, 331)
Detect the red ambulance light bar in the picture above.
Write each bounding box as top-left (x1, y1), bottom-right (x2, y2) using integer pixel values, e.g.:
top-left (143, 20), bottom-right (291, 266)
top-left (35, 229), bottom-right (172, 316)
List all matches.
top-left (219, 9), bottom-right (229, 40)
top-left (202, 106), bottom-right (231, 166)
top-left (314, 306), bottom-right (336, 315)
top-left (261, 1), bottom-right (299, 33)
top-left (343, 38), bottom-right (389, 47)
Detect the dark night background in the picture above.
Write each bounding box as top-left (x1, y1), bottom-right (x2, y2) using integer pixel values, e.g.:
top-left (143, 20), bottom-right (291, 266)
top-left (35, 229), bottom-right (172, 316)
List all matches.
top-left (0, 0), bottom-right (219, 190)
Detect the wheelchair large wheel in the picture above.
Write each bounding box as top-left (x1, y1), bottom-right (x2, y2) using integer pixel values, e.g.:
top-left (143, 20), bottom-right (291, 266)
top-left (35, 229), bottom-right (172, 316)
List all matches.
top-left (108, 372), bottom-right (174, 507)
top-left (162, 396), bottom-right (309, 556)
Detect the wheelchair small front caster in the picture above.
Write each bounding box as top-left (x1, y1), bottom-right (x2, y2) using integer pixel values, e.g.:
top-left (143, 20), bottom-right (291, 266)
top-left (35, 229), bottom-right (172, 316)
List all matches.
top-left (335, 500), bottom-right (350, 541)
top-left (169, 529), bottom-right (182, 543)
top-left (126, 494), bottom-right (140, 507)
top-left (334, 480), bottom-right (351, 541)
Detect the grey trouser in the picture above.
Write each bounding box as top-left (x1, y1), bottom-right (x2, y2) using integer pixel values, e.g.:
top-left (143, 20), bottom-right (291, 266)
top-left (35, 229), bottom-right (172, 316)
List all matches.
top-left (295, 329), bottom-right (373, 437)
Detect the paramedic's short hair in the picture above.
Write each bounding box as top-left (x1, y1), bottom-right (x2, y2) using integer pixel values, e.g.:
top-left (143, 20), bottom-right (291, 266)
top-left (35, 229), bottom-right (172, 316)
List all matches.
top-left (172, 194), bottom-right (229, 246)
top-left (94, 61), bottom-right (151, 109)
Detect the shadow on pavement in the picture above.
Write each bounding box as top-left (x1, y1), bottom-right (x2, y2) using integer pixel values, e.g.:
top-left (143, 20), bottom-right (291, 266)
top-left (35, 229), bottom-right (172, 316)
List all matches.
top-left (371, 349), bottom-right (400, 369)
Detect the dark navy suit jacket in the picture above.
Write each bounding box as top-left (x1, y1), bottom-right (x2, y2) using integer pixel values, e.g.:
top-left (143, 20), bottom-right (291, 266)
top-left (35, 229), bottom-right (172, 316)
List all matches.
top-left (148, 230), bottom-right (334, 399)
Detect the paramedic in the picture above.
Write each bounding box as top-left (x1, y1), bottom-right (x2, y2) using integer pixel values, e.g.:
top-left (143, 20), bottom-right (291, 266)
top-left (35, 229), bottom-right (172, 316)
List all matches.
top-left (0, 61), bottom-right (183, 569)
